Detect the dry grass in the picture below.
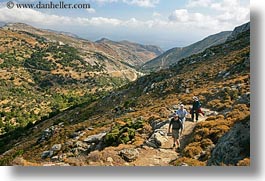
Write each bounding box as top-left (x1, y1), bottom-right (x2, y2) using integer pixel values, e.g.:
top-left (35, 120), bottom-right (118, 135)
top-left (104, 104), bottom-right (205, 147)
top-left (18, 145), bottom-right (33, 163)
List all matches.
top-left (183, 142), bottom-right (203, 158)
top-left (237, 158), bottom-right (250, 166)
top-left (172, 157), bottom-right (206, 166)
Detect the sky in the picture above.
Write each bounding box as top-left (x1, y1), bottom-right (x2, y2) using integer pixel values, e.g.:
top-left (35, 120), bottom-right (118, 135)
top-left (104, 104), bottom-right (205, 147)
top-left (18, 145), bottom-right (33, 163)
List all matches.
top-left (0, 0), bottom-right (250, 50)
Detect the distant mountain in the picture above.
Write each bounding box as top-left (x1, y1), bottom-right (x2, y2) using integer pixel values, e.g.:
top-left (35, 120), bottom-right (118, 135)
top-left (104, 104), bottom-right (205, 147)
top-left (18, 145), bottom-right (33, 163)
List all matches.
top-left (141, 31), bottom-right (232, 72)
top-left (96, 38), bottom-right (163, 67)
top-left (0, 22), bottom-right (6, 27)
top-left (4, 23), bottom-right (162, 68)
top-left (44, 29), bottom-right (80, 39)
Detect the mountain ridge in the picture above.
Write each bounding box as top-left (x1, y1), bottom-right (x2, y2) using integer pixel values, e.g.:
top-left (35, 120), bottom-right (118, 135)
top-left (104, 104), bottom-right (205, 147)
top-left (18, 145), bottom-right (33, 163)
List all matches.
top-left (141, 30), bottom-right (232, 72)
top-left (3, 23), bottom-right (163, 67)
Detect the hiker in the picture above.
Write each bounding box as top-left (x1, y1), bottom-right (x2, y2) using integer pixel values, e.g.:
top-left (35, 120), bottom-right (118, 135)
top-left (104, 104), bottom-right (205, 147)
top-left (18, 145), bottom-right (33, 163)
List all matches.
top-left (176, 104), bottom-right (187, 129)
top-left (191, 96), bottom-right (202, 122)
top-left (168, 114), bottom-right (183, 150)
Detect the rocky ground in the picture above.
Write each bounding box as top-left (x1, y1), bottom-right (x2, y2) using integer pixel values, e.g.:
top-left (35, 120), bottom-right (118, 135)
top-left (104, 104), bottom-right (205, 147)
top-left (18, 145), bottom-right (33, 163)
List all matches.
top-left (14, 108), bottom-right (214, 166)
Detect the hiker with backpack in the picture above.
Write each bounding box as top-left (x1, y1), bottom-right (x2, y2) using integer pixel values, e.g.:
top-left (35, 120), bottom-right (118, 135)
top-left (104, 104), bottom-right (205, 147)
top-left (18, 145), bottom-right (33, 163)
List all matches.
top-left (191, 96), bottom-right (203, 122)
top-left (176, 104), bottom-right (188, 129)
top-left (168, 113), bottom-right (183, 150)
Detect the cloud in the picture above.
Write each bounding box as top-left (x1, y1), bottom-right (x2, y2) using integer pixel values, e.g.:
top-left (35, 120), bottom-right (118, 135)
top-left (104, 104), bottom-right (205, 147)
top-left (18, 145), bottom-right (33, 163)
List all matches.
top-left (92, 0), bottom-right (118, 4)
top-left (0, 4), bottom-right (241, 32)
top-left (123, 0), bottom-right (159, 7)
top-left (169, 9), bottom-right (210, 23)
top-left (152, 12), bottom-right (161, 18)
top-left (187, 0), bottom-right (249, 23)
top-left (86, 8), bottom-right (96, 13)
top-left (211, 0), bottom-right (249, 22)
top-left (92, 0), bottom-right (159, 7)
top-left (187, 0), bottom-right (212, 8)
top-left (88, 17), bottom-right (122, 26)
top-left (0, 7), bottom-right (74, 25)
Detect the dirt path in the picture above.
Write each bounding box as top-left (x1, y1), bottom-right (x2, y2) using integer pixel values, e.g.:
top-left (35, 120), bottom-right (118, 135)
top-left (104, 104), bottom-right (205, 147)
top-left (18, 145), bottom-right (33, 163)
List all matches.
top-left (131, 108), bottom-right (211, 166)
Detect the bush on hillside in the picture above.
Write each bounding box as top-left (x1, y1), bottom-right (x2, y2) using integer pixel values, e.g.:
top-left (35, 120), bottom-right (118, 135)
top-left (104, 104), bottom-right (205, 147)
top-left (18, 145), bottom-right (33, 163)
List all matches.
top-left (104, 118), bottom-right (144, 146)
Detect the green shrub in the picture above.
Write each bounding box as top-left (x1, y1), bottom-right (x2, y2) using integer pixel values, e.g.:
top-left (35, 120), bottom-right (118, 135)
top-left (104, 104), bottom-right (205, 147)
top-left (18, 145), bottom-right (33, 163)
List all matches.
top-left (104, 118), bottom-right (143, 146)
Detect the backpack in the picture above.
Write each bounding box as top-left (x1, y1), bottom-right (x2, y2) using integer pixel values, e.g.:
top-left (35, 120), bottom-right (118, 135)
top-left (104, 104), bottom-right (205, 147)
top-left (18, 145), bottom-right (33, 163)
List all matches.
top-left (171, 118), bottom-right (183, 130)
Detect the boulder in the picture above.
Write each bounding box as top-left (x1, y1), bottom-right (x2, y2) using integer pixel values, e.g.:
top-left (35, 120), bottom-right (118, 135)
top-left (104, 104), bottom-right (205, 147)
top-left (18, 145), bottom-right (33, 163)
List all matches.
top-left (149, 119), bottom-right (169, 130)
top-left (83, 133), bottom-right (106, 143)
top-left (236, 92), bottom-right (250, 105)
top-left (41, 151), bottom-right (53, 159)
top-left (51, 144), bottom-right (62, 151)
top-left (153, 131), bottom-right (168, 147)
top-left (207, 119), bottom-right (250, 166)
top-left (144, 140), bottom-right (159, 148)
top-left (119, 148), bottom-right (139, 162)
top-left (51, 156), bottom-right (59, 162)
top-left (146, 129), bottom-right (168, 148)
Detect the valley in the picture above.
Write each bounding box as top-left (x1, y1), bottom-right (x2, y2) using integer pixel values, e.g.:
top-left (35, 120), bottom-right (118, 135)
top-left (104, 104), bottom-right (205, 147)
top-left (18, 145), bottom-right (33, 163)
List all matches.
top-left (0, 22), bottom-right (250, 166)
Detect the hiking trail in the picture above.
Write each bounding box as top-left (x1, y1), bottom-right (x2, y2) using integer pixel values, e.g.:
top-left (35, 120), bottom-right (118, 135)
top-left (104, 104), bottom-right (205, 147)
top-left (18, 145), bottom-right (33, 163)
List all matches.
top-left (131, 108), bottom-right (212, 166)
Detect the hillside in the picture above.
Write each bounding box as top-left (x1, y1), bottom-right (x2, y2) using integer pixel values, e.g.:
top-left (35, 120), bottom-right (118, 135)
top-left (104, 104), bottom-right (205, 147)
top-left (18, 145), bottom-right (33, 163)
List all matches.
top-left (96, 38), bottom-right (163, 67)
top-left (0, 22), bottom-right (250, 166)
top-left (3, 23), bottom-right (163, 68)
top-left (0, 23), bottom-right (162, 135)
top-left (141, 31), bottom-right (232, 72)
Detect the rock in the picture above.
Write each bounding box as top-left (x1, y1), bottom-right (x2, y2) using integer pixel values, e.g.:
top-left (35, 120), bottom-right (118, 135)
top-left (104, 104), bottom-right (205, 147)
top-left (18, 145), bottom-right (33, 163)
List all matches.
top-left (69, 132), bottom-right (80, 139)
top-left (72, 147), bottom-right (88, 156)
top-left (144, 140), bottom-right (158, 148)
top-left (119, 148), bottom-right (139, 162)
top-left (127, 107), bottom-right (135, 112)
top-left (65, 141), bottom-right (74, 147)
top-left (227, 22), bottom-right (250, 41)
top-left (205, 110), bottom-right (218, 116)
top-left (107, 157), bottom-right (114, 162)
top-left (58, 154), bottom-right (67, 162)
top-left (146, 129), bottom-right (168, 148)
top-left (94, 140), bottom-right (104, 151)
top-left (51, 156), bottom-right (59, 162)
top-left (41, 151), bottom-right (53, 159)
top-left (223, 71), bottom-right (230, 78)
top-left (149, 119), bottom-right (169, 130)
top-left (87, 127), bottom-right (94, 131)
top-left (43, 163), bottom-right (70, 166)
top-left (141, 145), bottom-right (150, 150)
top-left (51, 144), bottom-right (62, 151)
top-left (83, 133), bottom-right (106, 143)
top-left (236, 92), bottom-right (250, 105)
top-left (74, 141), bottom-right (84, 147)
top-left (153, 131), bottom-right (168, 147)
top-left (179, 162), bottom-right (189, 166)
top-left (143, 86), bottom-right (148, 93)
top-left (207, 119), bottom-right (250, 166)
top-left (37, 123), bottom-right (64, 144)
top-left (150, 83), bottom-right (155, 90)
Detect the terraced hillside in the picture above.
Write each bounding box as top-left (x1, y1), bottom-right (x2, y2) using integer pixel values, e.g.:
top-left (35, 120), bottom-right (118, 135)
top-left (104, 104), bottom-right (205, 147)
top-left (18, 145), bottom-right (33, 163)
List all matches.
top-left (0, 22), bottom-right (250, 166)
